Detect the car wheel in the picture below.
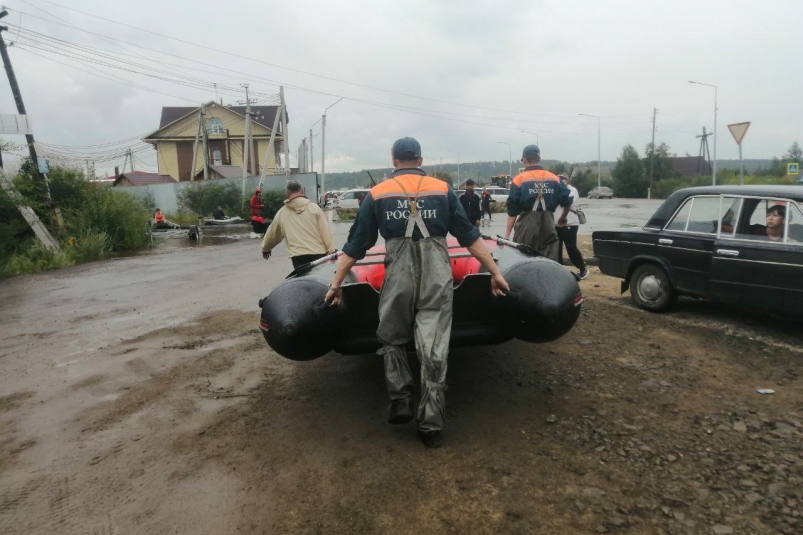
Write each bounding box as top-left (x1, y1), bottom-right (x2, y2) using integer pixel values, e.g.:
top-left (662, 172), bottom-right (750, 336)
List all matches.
top-left (629, 264), bottom-right (677, 312)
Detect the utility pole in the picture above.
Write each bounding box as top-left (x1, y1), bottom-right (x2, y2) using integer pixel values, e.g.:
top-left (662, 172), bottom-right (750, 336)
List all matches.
top-left (689, 81), bottom-right (718, 185)
top-left (649, 107), bottom-right (657, 198)
top-left (497, 142), bottom-right (512, 182)
top-left (447, 149), bottom-right (460, 185)
top-left (309, 128), bottom-right (314, 172)
top-left (201, 109), bottom-right (209, 181)
top-left (321, 114), bottom-right (326, 190)
top-left (190, 104), bottom-right (203, 182)
top-left (258, 109), bottom-right (281, 190)
top-left (280, 86), bottom-right (290, 180)
top-left (696, 127), bottom-right (712, 175)
top-left (320, 97), bottom-right (343, 194)
top-left (0, 16), bottom-right (44, 184)
top-left (241, 84), bottom-right (252, 179)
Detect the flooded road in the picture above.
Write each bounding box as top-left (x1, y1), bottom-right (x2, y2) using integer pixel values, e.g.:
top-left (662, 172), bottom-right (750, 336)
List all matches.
top-left (152, 197), bottom-right (664, 254)
top-left (5, 197), bottom-right (797, 535)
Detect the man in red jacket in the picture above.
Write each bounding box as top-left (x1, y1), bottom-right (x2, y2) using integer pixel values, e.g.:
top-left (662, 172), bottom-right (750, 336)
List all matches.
top-left (250, 189), bottom-right (264, 217)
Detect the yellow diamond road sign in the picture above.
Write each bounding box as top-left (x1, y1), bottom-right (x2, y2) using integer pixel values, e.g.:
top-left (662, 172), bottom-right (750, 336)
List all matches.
top-left (789, 163), bottom-right (800, 176)
top-left (727, 122), bottom-right (750, 145)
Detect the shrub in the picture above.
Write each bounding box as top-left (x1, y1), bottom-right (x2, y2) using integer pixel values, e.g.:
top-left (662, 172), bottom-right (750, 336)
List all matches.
top-left (1, 159), bottom-right (151, 276)
top-left (1, 241), bottom-right (72, 277)
top-left (67, 229), bottom-right (111, 262)
top-left (177, 182), bottom-right (243, 217)
top-left (259, 190), bottom-right (286, 220)
top-left (68, 188), bottom-right (150, 252)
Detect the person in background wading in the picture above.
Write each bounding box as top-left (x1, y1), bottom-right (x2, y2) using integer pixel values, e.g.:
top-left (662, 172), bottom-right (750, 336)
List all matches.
top-left (556, 174), bottom-right (588, 280)
top-left (324, 137), bottom-right (509, 448)
top-left (481, 188), bottom-right (492, 227)
top-left (250, 189), bottom-right (264, 217)
top-left (505, 145), bottom-right (572, 260)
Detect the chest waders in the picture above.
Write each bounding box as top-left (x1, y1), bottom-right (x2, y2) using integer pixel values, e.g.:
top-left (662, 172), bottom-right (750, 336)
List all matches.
top-left (513, 180), bottom-right (559, 261)
top-left (376, 177), bottom-right (453, 433)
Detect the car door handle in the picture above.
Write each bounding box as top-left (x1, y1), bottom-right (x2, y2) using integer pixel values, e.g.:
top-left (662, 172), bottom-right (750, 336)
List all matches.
top-left (717, 249), bottom-right (740, 257)
top-left (658, 238), bottom-right (673, 245)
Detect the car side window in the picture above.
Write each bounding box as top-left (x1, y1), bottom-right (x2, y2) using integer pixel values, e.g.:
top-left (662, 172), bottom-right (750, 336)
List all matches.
top-left (720, 197), bottom-right (742, 237)
top-left (734, 198), bottom-right (788, 242)
top-left (665, 198), bottom-right (693, 231)
top-left (342, 192), bottom-right (355, 199)
top-left (686, 197), bottom-right (721, 234)
top-left (786, 203), bottom-right (803, 244)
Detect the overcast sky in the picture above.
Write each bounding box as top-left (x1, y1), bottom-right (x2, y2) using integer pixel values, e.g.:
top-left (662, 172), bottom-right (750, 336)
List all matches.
top-left (1, 0), bottom-right (800, 176)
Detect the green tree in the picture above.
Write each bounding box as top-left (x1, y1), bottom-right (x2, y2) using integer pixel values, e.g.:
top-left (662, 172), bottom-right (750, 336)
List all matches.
top-left (433, 171), bottom-right (453, 184)
top-left (786, 141), bottom-right (802, 162)
top-left (612, 145), bottom-right (647, 198)
top-left (177, 182), bottom-right (244, 216)
top-left (643, 142), bottom-right (679, 181)
top-left (569, 169), bottom-right (596, 197)
top-left (549, 162), bottom-right (567, 175)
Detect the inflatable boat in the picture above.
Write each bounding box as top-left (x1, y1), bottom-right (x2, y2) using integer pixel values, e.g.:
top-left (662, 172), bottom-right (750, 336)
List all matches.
top-left (258, 236), bottom-right (583, 361)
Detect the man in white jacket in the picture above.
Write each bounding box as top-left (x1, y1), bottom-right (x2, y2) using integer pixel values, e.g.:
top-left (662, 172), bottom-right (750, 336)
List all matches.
top-left (556, 174), bottom-right (588, 280)
top-left (261, 180), bottom-right (335, 268)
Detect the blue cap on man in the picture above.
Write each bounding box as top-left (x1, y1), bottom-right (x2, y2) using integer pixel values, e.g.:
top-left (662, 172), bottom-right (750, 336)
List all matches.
top-left (392, 137), bottom-right (422, 160)
top-left (522, 144), bottom-right (541, 160)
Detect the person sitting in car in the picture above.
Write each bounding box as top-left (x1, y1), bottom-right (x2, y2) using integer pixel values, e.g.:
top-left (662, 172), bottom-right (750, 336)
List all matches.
top-left (751, 204), bottom-right (786, 241)
top-left (765, 205), bottom-right (786, 241)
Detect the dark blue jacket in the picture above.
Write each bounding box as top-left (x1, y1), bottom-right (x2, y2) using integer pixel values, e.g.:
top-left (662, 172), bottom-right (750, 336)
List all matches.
top-left (342, 168), bottom-right (481, 260)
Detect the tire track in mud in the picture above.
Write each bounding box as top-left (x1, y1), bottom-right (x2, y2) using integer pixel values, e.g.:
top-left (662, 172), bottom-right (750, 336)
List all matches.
top-left (79, 313), bottom-right (257, 433)
top-left (0, 311), bottom-right (265, 535)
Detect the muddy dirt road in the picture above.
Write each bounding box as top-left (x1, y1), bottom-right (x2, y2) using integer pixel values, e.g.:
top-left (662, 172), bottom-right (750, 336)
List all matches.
top-left (1, 237), bottom-right (801, 534)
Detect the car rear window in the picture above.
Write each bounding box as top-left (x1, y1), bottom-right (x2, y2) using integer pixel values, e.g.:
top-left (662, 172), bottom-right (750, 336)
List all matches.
top-left (665, 198), bottom-right (693, 231)
top-left (665, 196), bottom-right (723, 234)
top-left (686, 197), bottom-right (721, 234)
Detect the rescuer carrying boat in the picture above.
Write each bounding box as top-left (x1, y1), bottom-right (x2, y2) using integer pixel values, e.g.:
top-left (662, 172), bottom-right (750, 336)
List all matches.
top-left (323, 137), bottom-right (510, 448)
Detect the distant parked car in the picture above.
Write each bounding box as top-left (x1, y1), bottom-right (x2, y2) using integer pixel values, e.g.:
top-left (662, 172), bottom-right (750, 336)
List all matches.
top-left (484, 187), bottom-right (510, 203)
top-left (331, 189), bottom-right (370, 209)
top-left (588, 187), bottom-right (614, 199)
top-left (593, 185), bottom-right (803, 314)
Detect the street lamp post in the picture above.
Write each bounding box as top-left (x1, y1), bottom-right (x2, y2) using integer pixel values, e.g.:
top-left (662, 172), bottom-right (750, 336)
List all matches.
top-left (497, 141), bottom-right (512, 181)
top-left (579, 114), bottom-right (601, 189)
top-left (320, 97), bottom-right (344, 197)
top-left (520, 130), bottom-right (539, 146)
top-left (447, 149), bottom-right (460, 186)
top-left (689, 81), bottom-right (717, 185)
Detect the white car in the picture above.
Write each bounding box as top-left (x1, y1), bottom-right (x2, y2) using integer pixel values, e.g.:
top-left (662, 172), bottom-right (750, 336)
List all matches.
top-left (331, 189), bottom-right (370, 209)
top-left (484, 187), bottom-right (510, 203)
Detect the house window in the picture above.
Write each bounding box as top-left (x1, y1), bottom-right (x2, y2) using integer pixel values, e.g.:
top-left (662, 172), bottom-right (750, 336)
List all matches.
top-left (206, 117), bottom-right (224, 134)
top-left (212, 150), bottom-right (222, 166)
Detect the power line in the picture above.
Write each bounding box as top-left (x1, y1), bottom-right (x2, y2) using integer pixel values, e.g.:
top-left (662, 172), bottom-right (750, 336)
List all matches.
top-left (6, 16), bottom-right (643, 136)
top-left (11, 1), bottom-right (628, 119)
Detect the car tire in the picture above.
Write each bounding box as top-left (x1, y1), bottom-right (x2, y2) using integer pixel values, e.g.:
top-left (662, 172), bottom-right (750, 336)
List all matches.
top-left (629, 264), bottom-right (677, 312)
